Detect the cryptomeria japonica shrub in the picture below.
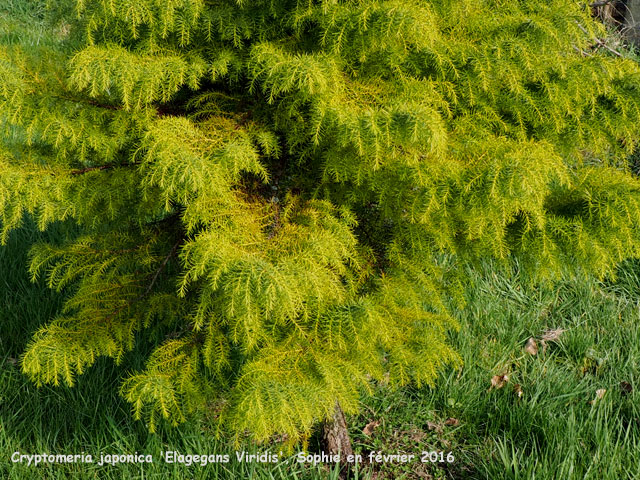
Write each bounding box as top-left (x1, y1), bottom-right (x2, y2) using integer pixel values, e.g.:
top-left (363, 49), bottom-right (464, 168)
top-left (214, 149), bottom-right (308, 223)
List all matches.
top-left (2, 0), bottom-right (640, 443)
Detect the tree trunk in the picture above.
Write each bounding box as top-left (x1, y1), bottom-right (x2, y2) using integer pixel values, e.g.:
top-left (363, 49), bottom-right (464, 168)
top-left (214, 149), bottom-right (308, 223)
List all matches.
top-left (322, 401), bottom-right (353, 479)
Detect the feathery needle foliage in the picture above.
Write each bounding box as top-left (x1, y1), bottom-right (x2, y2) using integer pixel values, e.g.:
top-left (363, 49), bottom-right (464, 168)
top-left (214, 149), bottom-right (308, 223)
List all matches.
top-left (3, 0), bottom-right (640, 443)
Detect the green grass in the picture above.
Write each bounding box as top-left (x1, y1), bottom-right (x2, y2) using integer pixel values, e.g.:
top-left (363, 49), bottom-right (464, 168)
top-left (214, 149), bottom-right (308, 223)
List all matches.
top-left (0, 224), bottom-right (364, 480)
top-left (2, 224), bottom-right (640, 479)
top-left (349, 263), bottom-right (640, 479)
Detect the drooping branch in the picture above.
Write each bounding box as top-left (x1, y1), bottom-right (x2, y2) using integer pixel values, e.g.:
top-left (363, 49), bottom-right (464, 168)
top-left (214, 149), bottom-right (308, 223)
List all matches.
top-left (71, 162), bottom-right (141, 175)
top-left (143, 238), bottom-right (182, 297)
top-left (576, 21), bottom-right (623, 57)
top-left (100, 237), bottom-right (183, 324)
top-left (71, 165), bottom-right (112, 175)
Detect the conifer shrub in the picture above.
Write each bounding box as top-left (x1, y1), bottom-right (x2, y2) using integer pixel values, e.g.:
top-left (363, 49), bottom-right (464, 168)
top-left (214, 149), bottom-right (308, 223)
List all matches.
top-left (2, 0), bottom-right (640, 442)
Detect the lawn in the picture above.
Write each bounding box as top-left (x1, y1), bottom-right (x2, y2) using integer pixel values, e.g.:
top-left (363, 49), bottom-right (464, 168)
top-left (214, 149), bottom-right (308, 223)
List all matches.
top-left (3, 223), bottom-right (640, 479)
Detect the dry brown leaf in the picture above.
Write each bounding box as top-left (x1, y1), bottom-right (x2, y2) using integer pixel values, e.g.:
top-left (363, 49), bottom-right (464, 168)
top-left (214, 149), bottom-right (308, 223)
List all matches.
top-left (524, 337), bottom-right (538, 355)
top-left (513, 384), bottom-right (523, 398)
top-left (362, 420), bottom-right (381, 436)
top-left (416, 471), bottom-right (433, 480)
top-left (426, 421), bottom-right (443, 434)
top-left (403, 428), bottom-right (427, 442)
top-left (399, 428), bottom-right (427, 442)
top-left (490, 373), bottom-right (509, 390)
top-left (541, 328), bottom-right (566, 342)
top-left (444, 418), bottom-right (459, 427)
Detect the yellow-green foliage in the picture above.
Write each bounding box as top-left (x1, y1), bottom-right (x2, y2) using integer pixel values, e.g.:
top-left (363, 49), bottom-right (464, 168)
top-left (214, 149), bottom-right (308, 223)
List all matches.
top-left (3, 0), bottom-right (640, 442)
